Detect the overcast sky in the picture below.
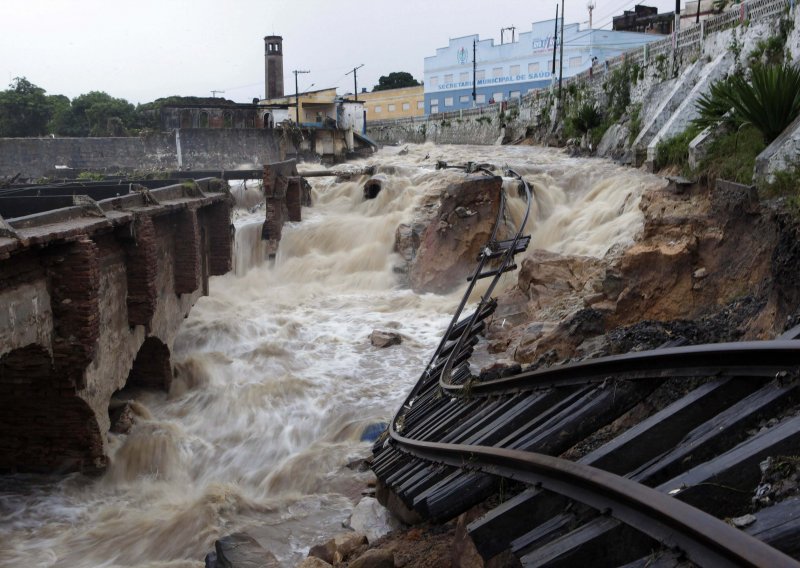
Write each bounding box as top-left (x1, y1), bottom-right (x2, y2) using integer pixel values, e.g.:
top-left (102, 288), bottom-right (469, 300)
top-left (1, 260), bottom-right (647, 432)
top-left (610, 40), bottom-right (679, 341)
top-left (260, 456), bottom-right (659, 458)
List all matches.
top-left (2, 0), bottom-right (680, 105)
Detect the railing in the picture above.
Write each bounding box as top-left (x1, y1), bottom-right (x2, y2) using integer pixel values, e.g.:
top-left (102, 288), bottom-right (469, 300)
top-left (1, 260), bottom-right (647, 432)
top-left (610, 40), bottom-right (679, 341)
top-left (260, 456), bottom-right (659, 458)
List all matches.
top-left (365, 0), bottom-right (793, 133)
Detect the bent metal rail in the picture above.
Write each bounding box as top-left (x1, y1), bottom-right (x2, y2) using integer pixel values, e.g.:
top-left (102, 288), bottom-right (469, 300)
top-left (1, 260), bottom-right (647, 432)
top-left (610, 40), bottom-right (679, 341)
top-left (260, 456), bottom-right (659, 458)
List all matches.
top-left (374, 169), bottom-right (800, 567)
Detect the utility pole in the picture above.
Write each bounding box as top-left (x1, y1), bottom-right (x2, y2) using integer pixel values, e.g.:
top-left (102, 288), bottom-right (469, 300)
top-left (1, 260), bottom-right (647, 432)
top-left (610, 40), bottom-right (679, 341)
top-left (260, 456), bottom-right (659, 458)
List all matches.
top-left (552, 4), bottom-right (559, 76)
top-left (472, 39), bottom-right (477, 106)
top-left (587, 0), bottom-right (595, 29)
top-left (211, 90), bottom-right (225, 98)
top-left (675, 0), bottom-right (681, 31)
top-left (558, 0), bottom-right (565, 112)
top-left (293, 69), bottom-right (309, 124)
top-left (346, 64), bottom-right (364, 100)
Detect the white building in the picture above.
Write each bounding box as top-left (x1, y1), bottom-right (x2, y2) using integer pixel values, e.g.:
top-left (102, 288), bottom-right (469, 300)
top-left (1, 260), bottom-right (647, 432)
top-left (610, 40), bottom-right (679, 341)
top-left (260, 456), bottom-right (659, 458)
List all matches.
top-left (424, 18), bottom-right (664, 113)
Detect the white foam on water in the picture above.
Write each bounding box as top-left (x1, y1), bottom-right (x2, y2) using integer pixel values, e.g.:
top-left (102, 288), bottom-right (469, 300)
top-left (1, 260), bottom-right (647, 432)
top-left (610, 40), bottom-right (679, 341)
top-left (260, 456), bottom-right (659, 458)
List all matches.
top-left (0, 144), bottom-right (665, 567)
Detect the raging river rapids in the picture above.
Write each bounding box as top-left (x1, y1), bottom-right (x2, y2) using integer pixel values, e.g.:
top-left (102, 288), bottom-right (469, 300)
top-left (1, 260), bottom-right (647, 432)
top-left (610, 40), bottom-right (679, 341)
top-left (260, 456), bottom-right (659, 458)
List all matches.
top-left (0, 144), bottom-right (666, 567)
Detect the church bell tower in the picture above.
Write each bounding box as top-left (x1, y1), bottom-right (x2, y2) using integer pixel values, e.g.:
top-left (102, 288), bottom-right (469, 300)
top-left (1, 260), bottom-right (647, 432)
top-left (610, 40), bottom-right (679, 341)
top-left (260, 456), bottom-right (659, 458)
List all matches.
top-left (264, 35), bottom-right (284, 99)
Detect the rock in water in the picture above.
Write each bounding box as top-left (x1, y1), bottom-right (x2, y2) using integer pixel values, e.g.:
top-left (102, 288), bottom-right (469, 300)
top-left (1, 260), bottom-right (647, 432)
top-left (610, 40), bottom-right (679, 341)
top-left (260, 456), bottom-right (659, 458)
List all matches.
top-left (370, 330), bottom-right (402, 348)
top-left (408, 174), bottom-right (502, 294)
top-left (348, 497), bottom-right (402, 542)
top-left (208, 532), bottom-right (279, 568)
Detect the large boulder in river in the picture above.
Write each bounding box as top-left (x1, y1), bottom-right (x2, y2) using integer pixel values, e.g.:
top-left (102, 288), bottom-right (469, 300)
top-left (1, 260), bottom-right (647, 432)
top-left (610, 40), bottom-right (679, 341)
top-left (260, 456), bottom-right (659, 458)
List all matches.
top-left (407, 174), bottom-right (503, 294)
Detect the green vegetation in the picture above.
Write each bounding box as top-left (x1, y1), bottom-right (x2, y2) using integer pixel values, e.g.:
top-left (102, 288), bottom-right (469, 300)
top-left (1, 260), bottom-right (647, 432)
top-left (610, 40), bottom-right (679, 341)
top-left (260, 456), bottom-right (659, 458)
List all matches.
top-left (372, 72), bottom-right (420, 92)
top-left (566, 102), bottom-right (602, 139)
top-left (654, 125), bottom-right (702, 171)
top-left (0, 79), bottom-right (249, 138)
top-left (628, 103), bottom-right (642, 144)
top-left (0, 78), bottom-right (51, 137)
top-left (693, 63), bottom-right (800, 144)
top-left (657, 124), bottom-right (765, 184)
top-left (76, 171), bottom-right (105, 181)
top-left (603, 61), bottom-right (637, 121)
top-left (762, 164), bottom-right (800, 208)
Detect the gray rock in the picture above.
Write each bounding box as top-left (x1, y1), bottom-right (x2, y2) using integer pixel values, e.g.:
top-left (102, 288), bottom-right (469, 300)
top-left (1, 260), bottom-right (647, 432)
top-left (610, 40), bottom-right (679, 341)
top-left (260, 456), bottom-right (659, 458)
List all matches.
top-left (210, 532), bottom-right (279, 568)
top-left (370, 330), bottom-right (402, 348)
top-left (348, 497), bottom-right (402, 543)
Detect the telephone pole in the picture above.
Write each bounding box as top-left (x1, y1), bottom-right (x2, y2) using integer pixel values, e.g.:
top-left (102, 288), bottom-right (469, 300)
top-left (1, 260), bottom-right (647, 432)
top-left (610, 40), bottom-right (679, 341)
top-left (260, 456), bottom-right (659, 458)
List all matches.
top-left (472, 39), bottom-right (477, 105)
top-left (346, 64), bottom-right (365, 100)
top-left (293, 69), bottom-right (310, 124)
top-left (211, 90), bottom-right (225, 98)
top-left (558, 0), bottom-right (565, 113)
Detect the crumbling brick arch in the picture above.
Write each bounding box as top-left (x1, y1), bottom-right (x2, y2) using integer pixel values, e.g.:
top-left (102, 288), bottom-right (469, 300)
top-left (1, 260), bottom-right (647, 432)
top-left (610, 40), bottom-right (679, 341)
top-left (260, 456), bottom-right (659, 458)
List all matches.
top-left (0, 344), bottom-right (105, 473)
top-left (126, 337), bottom-right (172, 392)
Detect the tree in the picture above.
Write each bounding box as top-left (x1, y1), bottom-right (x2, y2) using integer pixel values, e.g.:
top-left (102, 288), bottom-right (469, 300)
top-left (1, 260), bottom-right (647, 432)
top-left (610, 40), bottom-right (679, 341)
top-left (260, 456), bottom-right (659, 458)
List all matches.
top-left (372, 72), bottom-right (421, 92)
top-left (46, 94), bottom-right (73, 135)
top-left (0, 77), bottom-right (51, 137)
top-left (65, 91), bottom-right (137, 137)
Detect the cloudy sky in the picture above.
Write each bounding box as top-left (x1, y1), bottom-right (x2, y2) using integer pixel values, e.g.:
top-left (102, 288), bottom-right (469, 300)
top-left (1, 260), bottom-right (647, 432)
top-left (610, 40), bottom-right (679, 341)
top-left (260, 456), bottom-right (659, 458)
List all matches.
top-left (2, 0), bottom-right (680, 104)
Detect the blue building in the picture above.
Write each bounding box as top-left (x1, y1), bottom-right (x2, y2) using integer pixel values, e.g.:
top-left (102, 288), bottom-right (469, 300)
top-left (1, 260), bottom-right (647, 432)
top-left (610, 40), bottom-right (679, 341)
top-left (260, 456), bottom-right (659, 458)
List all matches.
top-left (424, 19), bottom-right (664, 114)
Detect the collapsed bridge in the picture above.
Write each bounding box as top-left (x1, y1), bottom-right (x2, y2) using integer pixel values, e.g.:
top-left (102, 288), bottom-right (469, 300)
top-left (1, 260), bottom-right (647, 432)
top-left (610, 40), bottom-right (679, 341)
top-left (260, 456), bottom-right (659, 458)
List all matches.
top-left (0, 176), bottom-right (233, 473)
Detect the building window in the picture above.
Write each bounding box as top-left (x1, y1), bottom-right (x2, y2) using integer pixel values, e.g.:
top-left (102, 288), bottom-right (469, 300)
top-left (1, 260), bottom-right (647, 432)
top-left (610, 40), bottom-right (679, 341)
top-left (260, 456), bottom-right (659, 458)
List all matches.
top-left (509, 91), bottom-right (521, 99)
top-left (388, 104), bottom-right (396, 112)
top-left (444, 97), bottom-right (454, 107)
top-left (444, 74), bottom-right (453, 83)
top-left (569, 56), bottom-right (582, 68)
top-left (459, 95), bottom-right (470, 103)
top-left (492, 67), bottom-right (503, 78)
top-left (199, 112), bottom-right (209, 128)
top-left (431, 105), bottom-right (439, 113)
top-left (476, 69), bottom-right (486, 80)
top-left (375, 106), bottom-right (382, 113)
top-left (510, 64), bottom-right (520, 76)
top-left (430, 98), bottom-right (439, 105)
top-left (476, 94), bottom-right (486, 103)
top-left (493, 92), bottom-right (503, 102)
top-left (430, 76), bottom-right (438, 87)
top-left (417, 101), bottom-right (425, 109)
top-left (529, 62), bottom-right (540, 73)
top-left (459, 72), bottom-right (469, 82)
top-left (402, 102), bottom-right (410, 111)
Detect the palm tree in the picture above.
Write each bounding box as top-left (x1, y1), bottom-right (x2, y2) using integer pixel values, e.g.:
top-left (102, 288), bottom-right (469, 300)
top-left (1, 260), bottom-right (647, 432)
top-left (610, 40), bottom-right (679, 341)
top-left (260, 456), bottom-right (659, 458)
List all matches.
top-left (692, 63), bottom-right (800, 144)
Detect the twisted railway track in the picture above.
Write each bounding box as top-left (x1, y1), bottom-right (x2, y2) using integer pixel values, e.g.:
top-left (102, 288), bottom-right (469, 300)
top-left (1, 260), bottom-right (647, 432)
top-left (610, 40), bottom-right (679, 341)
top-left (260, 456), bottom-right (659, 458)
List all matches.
top-left (372, 168), bottom-right (800, 567)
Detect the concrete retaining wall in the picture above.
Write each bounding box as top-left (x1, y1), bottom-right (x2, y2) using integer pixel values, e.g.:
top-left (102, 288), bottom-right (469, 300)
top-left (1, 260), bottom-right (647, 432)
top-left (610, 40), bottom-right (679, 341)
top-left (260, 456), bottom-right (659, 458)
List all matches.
top-left (0, 129), bottom-right (281, 178)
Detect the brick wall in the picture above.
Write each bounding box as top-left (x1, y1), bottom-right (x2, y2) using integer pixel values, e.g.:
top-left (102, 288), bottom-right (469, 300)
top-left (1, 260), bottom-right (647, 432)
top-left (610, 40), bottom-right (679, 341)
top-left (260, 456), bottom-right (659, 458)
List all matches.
top-left (174, 209), bottom-right (201, 295)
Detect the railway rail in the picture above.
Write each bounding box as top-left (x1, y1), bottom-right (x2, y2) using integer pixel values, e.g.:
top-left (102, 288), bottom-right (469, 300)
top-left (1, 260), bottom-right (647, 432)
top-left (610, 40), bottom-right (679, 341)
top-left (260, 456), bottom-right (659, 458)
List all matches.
top-left (372, 167), bottom-right (800, 567)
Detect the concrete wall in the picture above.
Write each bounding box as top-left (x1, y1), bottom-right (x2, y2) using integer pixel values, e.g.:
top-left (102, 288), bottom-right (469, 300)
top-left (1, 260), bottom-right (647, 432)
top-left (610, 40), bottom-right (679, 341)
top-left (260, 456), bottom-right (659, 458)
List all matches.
top-left (0, 129), bottom-right (281, 178)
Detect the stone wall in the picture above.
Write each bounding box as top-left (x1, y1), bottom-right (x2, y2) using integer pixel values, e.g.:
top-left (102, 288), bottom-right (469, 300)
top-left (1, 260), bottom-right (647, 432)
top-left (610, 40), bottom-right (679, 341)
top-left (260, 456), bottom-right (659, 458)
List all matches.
top-left (0, 129), bottom-right (281, 178)
top-left (367, 0), bottom-right (795, 163)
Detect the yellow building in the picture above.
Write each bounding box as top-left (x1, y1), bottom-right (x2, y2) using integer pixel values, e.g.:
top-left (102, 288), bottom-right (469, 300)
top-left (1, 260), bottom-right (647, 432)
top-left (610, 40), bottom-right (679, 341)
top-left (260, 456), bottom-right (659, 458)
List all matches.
top-left (359, 85), bottom-right (425, 121)
top-left (261, 87), bottom-right (340, 124)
